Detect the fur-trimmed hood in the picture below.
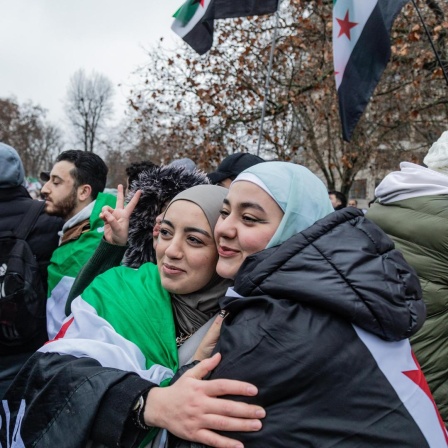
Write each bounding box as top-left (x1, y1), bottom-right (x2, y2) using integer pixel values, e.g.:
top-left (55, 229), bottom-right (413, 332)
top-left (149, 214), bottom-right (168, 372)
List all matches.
top-left (123, 164), bottom-right (210, 267)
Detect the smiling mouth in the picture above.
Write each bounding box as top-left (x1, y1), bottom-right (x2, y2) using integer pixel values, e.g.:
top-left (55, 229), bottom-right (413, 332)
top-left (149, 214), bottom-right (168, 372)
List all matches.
top-left (162, 263), bottom-right (186, 275)
top-left (218, 245), bottom-right (239, 257)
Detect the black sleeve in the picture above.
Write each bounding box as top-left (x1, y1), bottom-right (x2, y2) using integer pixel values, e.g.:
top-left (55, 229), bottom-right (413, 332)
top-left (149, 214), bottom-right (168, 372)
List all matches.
top-left (1, 352), bottom-right (156, 448)
top-left (91, 374), bottom-right (157, 447)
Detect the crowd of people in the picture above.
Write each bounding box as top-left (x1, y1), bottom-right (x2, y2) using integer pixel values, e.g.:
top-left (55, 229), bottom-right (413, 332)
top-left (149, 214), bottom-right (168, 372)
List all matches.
top-left (0, 137), bottom-right (447, 447)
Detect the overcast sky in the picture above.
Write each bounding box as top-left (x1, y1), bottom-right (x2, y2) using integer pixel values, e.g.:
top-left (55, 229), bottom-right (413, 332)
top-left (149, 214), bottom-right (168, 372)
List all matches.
top-left (0, 0), bottom-right (181, 132)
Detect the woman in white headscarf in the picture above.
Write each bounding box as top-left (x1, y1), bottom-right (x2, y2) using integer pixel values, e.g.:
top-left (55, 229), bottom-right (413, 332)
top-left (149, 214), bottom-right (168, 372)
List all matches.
top-left (170, 162), bottom-right (446, 448)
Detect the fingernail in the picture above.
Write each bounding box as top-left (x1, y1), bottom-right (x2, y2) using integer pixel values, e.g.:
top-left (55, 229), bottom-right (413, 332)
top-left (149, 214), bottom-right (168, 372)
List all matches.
top-left (247, 386), bottom-right (257, 395)
top-left (234, 444), bottom-right (243, 448)
top-left (255, 409), bottom-right (266, 418)
top-left (252, 420), bottom-right (262, 430)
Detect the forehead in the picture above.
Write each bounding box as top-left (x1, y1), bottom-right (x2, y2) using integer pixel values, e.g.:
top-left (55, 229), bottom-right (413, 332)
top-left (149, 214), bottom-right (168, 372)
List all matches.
top-left (50, 160), bottom-right (76, 180)
top-left (226, 181), bottom-right (273, 208)
top-left (164, 200), bottom-right (210, 230)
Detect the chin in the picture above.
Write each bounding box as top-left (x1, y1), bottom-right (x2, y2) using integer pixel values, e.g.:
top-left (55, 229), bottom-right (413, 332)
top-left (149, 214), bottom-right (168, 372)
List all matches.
top-left (216, 264), bottom-right (237, 280)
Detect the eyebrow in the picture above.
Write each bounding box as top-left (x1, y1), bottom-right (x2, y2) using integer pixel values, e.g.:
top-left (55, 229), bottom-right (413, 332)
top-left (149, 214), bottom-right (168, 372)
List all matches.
top-left (161, 219), bottom-right (212, 238)
top-left (50, 175), bottom-right (64, 182)
top-left (223, 198), bottom-right (266, 213)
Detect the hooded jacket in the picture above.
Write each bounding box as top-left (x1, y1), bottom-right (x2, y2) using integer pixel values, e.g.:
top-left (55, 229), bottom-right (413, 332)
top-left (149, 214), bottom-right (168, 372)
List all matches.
top-left (367, 161), bottom-right (448, 426)
top-left (0, 143), bottom-right (63, 356)
top-left (170, 208), bottom-right (447, 447)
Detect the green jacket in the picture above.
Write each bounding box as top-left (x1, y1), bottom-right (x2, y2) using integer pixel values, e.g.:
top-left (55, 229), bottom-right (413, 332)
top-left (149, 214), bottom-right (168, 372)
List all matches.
top-left (368, 195), bottom-right (448, 425)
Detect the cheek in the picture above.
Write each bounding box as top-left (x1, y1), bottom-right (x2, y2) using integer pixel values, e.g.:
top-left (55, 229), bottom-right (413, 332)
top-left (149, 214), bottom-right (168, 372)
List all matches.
top-left (192, 252), bottom-right (218, 281)
top-left (155, 240), bottom-right (167, 262)
top-left (242, 233), bottom-right (270, 254)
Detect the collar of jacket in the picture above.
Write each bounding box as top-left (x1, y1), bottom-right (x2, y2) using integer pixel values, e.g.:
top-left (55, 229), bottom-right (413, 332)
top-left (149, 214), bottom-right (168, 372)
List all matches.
top-left (0, 185), bottom-right (31, 201)
top-left (59, 219), bottom-right (90, 246)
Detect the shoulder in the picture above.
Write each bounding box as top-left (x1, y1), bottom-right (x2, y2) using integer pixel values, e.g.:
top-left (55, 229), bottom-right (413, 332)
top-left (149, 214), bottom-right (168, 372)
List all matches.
top-left (85, 262), bottom-right (165, 299)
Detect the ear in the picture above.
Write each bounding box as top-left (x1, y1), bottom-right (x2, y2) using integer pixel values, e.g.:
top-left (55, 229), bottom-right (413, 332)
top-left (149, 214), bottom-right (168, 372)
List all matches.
top-left (77, 184), bottom-right (92, 202)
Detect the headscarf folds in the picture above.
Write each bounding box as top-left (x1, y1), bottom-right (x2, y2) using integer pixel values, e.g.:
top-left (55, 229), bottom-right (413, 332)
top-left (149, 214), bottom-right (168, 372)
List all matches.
top-left (234, 162), bottom-right (334, 248)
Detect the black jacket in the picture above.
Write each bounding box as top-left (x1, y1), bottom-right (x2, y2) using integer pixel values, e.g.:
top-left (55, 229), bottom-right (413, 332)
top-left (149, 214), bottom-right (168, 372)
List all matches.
top-left (0, 186), bottom-right (63, 353)
top-left (171, 209), bottom-right (441, 447)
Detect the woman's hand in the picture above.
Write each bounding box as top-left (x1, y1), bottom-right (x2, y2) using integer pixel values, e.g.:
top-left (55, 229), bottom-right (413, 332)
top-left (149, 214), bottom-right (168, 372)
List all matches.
top-left (194, 311), bottom-right (227, 361)
top-left (144, 353), bottom-right (265, 448)
top-left (99, 185), bottom-right (141, 246)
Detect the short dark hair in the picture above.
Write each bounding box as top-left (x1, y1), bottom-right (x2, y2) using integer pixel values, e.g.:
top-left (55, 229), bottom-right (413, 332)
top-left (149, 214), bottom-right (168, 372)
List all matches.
top-left (56, 150), bottom-right (108, 200)
top-left (126, 161), bottom-right (157, 186)
top-left (328, 190), bottom-right (347, 208)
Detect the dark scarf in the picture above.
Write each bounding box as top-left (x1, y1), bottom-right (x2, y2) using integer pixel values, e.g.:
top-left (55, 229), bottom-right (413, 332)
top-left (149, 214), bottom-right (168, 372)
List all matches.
top-left (172, 274), bottom-right (233, 344)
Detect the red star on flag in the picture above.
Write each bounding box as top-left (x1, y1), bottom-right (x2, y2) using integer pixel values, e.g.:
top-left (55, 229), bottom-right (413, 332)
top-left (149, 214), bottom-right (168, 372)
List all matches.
top-left (337, 10), bottom-right (358, 40)
top-left (403, 352), bottom-right (448, 444)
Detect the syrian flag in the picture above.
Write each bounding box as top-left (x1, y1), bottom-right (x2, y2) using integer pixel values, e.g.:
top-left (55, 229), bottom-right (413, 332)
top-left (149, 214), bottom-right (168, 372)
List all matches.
top-left (333, 0), bottom-right (410, 141)
top-left (46, 192), bottom-right (117, 339)
top-left (1, 263), bottom-right (179, 447)
top-left (354, 326), bottom-right (448, 447)
top-left (172, 0), bottom-right (280, 55)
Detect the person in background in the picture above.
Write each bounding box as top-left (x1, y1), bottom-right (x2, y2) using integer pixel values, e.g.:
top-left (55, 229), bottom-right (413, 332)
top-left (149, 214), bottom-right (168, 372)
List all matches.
top-left (0, 143), bottom-right (63, 397)
top-left (207, 152), bottom-right (265, 188)
top-left (172, 162), bottom-right (446, 447)
top-left (328, 190), bottom-right (347, 210)
top-left (40, 149), bottom-right (115, 339)
top-left (168, 158), bottom-right (197, 173)
top-left (25, 178), bottom-right (42, 200)
top-left (348, 198), bottom-right (358, 207)
top-left (367, 130), bottom-right (448, 427)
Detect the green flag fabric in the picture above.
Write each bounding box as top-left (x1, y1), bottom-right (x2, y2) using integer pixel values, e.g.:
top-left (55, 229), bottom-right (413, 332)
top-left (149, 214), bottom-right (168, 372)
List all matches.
top-left (46, 192), bottom-right (117, 338)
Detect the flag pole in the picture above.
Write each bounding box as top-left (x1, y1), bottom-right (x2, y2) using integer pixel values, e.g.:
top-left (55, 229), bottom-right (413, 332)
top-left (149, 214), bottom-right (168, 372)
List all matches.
top-left (411, 0), bottom-right (448, 86)
top-left (256, 5), bottom-right (281, 156)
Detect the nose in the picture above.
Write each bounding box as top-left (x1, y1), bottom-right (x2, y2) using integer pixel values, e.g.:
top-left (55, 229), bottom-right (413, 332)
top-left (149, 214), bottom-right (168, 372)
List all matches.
top-left (214, 214), bottom-right (237, 241)
top-left (164, 236), bottom-right (183, 260)
top-left (41, 181), bottom-right (50, 196)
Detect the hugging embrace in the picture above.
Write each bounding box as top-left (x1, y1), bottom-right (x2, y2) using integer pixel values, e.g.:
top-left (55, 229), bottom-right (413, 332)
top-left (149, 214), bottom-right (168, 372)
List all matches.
top-left (2, 162), bottom-right (446, 448)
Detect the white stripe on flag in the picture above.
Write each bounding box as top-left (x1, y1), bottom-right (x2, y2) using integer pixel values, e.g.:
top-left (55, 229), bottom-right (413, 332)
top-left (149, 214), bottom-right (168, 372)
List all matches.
top-left (333, 0), bottom-right (378, 89)
top-left (40, 297), bottom-right (174, 385)
top-left (354, 325), bottom-right (448, 447)
top-left (171, 0), bottom-right (213, 38)
top-left (46, 275), bottom-right (75, 340)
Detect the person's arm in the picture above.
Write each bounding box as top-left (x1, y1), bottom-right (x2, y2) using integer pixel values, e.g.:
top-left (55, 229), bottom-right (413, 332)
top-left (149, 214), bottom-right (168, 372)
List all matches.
top-left (144, 354), bottom-right (265, 448)
top-left (192, 312), bottom-right (226, 362)
top-left (65, 186), bottom-right (142, 315)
